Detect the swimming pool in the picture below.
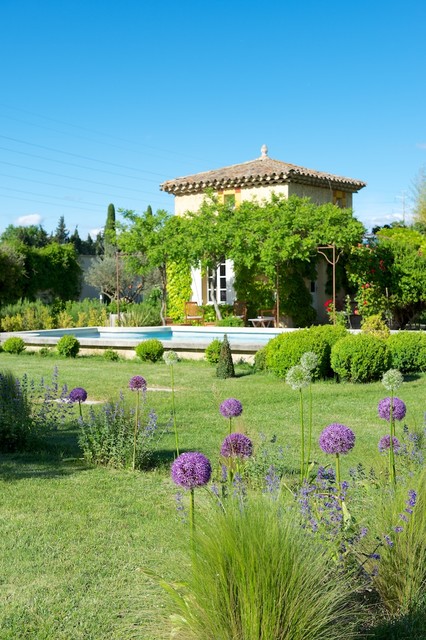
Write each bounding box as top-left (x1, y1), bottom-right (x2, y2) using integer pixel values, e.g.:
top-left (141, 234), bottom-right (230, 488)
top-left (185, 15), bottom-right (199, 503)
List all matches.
top-left (3, 325), bottom-right (293, 359)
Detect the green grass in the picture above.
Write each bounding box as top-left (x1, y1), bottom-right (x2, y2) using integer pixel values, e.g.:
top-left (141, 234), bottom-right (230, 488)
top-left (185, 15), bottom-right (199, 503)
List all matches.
top-left (0, 352), bottom-right (425, 638)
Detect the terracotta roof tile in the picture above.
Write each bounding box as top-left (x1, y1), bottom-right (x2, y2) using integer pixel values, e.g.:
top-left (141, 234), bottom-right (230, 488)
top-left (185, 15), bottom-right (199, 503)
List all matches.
top-left (160, 154), bottom-right (366, 195)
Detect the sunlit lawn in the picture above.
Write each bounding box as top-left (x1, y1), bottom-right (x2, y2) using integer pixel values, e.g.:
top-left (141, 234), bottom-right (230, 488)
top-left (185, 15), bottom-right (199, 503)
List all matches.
top-left (0, 352), bottom-right (425, 638)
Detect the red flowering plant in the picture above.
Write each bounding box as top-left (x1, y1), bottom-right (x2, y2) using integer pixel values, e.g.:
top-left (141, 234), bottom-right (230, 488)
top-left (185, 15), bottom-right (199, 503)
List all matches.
top-left (347, 244), bottom-right (390, 319)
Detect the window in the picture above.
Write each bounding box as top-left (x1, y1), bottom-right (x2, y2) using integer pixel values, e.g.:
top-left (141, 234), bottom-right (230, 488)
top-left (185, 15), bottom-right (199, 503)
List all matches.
top-left (208, 261), bottom-right (228, 303)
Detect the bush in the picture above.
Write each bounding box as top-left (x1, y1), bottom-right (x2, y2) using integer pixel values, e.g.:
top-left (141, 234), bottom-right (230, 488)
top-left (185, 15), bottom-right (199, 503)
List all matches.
top-left (216, 315), bottom-right (244, 327)
top-left (387, 331), bottom-right (426, 373)
top-left (205, 338), bottom-right (222, 364)
top-left (2, 336), bottom-right (26, 355)
top-left (265, 325), bottom-right (347, 379)
top-left (0, 370), bottom-right (33, 451)
top-left (254, 347), bottom-right (267, 371)
top-left (38, 346), bottom-right (53, 357)
top-left (79, 394), bottom-right (164, 469)
top-left (361, 314), bottom-right (390, 339)
top-left (103, 348), bottom-right (120, 362)
top-left (135, 338), bottom-right (164, 362)
top-left (216, 334), bottom-right (235, 379)
top-left (331, 333), bottom-right (390, 382)
top-left (56, 334), bottom-right (80, 358)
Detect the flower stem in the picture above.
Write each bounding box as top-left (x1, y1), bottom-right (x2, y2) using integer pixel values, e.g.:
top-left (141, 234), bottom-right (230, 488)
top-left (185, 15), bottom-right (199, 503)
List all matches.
top-left (132, 390), bottom-right (140, 471)
top-left (389, 392), bottom-right (396, 486)
top-left (335, 452), bottom-right (341, 502)
top-left (189, 488), bottom-right (195, 549)
top-left (299, 389), bottom-right (305, 483)
top-left (170, 365), bottom-right (179, 456)
top-left (78, 400), bottom-right (83, 420)
top-left (305, 382), bottom-right (313, 478)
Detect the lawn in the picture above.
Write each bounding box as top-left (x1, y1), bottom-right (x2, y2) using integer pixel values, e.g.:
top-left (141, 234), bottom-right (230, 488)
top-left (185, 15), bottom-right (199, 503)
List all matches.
top-left (0, 352), bottom-right (425, 639)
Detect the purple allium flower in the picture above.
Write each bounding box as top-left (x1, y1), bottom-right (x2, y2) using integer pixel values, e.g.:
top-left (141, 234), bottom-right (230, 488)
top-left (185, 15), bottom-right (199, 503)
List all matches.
top-left (128, 375), bottom-right (147, 391)
top-left (319, 423), bottom-right (356, 455)
top-left (219, 398), bottom-right (243, 419)
top-left (171, 452), bottom-right (212, 490)
top-left (378, 397), bottom-right (406, 422)
top-left (68, 387), bottom-right (87, 403)
top-left (378, 434), bottom-right (401, 453)
top-left (220, 433), bottom-right (253, 459)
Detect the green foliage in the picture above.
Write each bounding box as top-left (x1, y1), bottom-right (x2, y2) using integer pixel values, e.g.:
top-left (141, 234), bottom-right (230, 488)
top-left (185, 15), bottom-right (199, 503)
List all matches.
top-left (135, 338), bottom-right (164, 362)
top-left (254, 347), bottom-right (267, 371)
top-left (104, 203), bottom-right (117, 257)
top-left (79, 394), bottom-right (163, 470)
top-left (166, 498), bottom-right (359, 640)
top-left (265, 326), bottom-right (347, 378)
top-left (118, 301), bottom-right (161, 327)
top-left (361, 313), bottom-right (390, 339)
top-left (2, 337), bottom-right (26, 355)
top-left (216, 334), bottom-right (235, 378)
top-left (205, 338), bottom-right (222, 364)
top-left (0, 243), bottom-right (26, 304)
top-left (0, 370), bottom-right (33, 450)
top-left (56, 335), bottom-right (80, 358)
top-left (330, 333), bottom-right (390, 382)
top-left (166, 260), bottom-right (192, 322)
top-left (216, 315), bottom-right (244, 327)
top-left (387, 331), bottom-right (426, 373)
top-left (103, 348), bottom-right (120, 362)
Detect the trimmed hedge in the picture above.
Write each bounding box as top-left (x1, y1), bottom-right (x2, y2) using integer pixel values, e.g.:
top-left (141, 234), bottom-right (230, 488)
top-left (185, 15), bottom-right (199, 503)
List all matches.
top-left (2, 337), bottom-right (26, 355)
top-left (387, 331), bottom-right (426, 373)
top-left (330, 334), bottom-right (391, 382)
top-left (57, 335), bottom-right (80, 358)
top-left (265, 325), bottom-right (347, 379)
top-left (135, 339), bottom-right (164, 362)
top-left (205, 339), bottom-right (222, 365)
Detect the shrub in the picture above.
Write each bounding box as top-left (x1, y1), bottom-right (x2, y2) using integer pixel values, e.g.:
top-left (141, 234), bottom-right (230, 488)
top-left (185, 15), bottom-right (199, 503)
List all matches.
top-left (387, 331), bottom-right (426, 373)
top-left (56, 334), bottom-right (80, 358)
top-left (135, 338), bottom-right (164, 362)
top-left (2, 336), bottom-right (26, 355)
top-left (103, 348), bottom-right (120, 362)
top-left (0, 370), bottom-right (33, 451)
top-left (361, 313), bottom-right (390, 339)
top-left (165, 497), bottom-right (359, 640)
top-left (254, 347), bottom-right (267, 371)
top-left (78, 394), bottom-right (164, 469)
top-left (216, 315), bottom-right (244, 327)
top-left (265, 325), bottom-right (347, 379)
top-left (331, 333), bottom-right (390, 382)
top-left (216, 334), bottom-right (235, 379)
top-left (38, 346), bottom-right (53, 357)
top-left (205, 338), bottom-right (222, 364)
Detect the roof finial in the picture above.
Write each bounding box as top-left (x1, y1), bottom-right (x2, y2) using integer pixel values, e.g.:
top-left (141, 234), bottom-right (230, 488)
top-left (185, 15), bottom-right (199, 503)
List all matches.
top-left (260, 144), bottom-right (268, 158)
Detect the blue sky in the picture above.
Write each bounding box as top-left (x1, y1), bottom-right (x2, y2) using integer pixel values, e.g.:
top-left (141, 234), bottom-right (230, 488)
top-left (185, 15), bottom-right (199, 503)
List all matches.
top-left (1, 0), bottom-right (425, 238)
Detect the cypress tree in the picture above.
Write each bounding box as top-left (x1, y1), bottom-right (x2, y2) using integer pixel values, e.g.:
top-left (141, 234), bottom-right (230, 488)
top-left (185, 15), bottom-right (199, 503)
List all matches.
top-left (104, 203), bottom-right (117, 257)
top-left (216, 334), bottom-right (235, 379)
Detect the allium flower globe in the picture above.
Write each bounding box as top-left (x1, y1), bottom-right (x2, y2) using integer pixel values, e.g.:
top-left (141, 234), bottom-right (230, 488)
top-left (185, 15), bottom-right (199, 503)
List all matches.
top-left (286, 365), bottom-right (311, 390)
top-left (382, 369), bottom-right (403, 391)
top-left (378, 434), bottom-right (401, 453)
top-left (219, 398), bottom-right (243, 418)
top-left (128, 375), bottom-right (147, 391)
top-left (220, 433), bottom-right (253, 459)
top-left (163, 350), bottom-right (179, 366)
top-left (378, 397), bottom-right (406, 422)
top-left (171, 452), bottom-right (212, 490)
top-left (300, 351), bottom-right (318, 372)
top-left (319, 423), bottom-right (356, 455)
top-left (68, 387), bottom-right (88, 403)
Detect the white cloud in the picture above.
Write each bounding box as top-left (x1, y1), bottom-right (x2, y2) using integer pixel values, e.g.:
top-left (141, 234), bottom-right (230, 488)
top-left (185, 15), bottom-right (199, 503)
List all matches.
top-left (89, 227), bottom-right (103, 239)
top-left (16, 214), bottom-right (43, 226)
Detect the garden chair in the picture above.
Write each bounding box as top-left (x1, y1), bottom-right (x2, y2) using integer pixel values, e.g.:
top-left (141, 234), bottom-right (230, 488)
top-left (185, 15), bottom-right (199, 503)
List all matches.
top-left (233, 300), bottom-right (247, 324)
top-left (184, 301), bottom-right (204, 324)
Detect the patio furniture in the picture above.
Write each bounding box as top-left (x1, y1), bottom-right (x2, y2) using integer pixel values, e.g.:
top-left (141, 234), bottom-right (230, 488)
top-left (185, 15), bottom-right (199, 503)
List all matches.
top-left (184, 301), bottom-right (204, 324)
top-left (248, 307), bottom-right (276, 328)
top-left (233, 300), bottom-right (247, 324)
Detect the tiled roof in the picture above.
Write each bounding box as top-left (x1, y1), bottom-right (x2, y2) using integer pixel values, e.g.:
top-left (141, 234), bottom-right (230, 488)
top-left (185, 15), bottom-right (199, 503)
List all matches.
top-left (160, 148), bottom-right (366, 195)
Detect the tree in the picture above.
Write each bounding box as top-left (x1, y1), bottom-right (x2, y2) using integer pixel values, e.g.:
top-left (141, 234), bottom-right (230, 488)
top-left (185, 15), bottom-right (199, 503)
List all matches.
top-left (0, 243), bottom-right (26, 304)
top-left (347, 227), bottom-right (426, 328)
top-left (104, 203), bottom-right (117, 257)
top-left (86, 255), bottom-right (143, 303)
top-left (411, 167), bottom-right (426, 226)
top-left (53, 216), bottom-right (69, 244)
top-left (69, 227), bottom-right (83, 254)
top-left (1, 224), bottom-right (49, 248)
top-left (117, 207), bottom-right (181, 325)
top-left (23, 243), bottom-right (82, 301)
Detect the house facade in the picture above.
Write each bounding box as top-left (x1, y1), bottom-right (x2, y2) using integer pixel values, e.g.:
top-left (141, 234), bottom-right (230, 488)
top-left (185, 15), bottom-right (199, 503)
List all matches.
top-left (160, 146), bottom-right (366, 323)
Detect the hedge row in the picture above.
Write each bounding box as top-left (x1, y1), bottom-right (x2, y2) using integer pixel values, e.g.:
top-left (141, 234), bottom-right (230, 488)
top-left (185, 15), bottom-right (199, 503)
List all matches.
top-left (263, 328), bottom-right (426, 382)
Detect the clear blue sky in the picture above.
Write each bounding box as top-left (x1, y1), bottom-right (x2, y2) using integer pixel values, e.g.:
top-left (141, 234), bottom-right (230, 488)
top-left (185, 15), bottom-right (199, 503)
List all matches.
top-left (1, 0), bottom-right (425, 238)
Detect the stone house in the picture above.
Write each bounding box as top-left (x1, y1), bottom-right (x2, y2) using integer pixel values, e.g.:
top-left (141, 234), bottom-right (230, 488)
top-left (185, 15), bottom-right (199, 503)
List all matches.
top-left (160, 146), bottom-right (366, 324)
